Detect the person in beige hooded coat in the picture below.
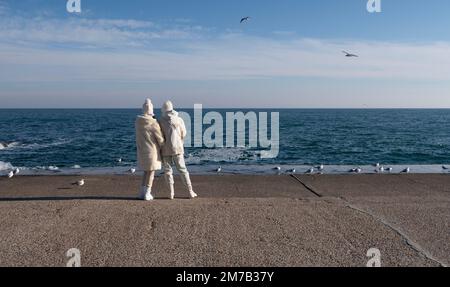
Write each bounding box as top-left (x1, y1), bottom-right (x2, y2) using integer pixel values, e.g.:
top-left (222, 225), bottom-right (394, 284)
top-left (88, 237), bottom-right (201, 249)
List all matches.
top-left (135, 99), bottom-right (165, 201)
top-left (159, 101), bottom-right (197, 199)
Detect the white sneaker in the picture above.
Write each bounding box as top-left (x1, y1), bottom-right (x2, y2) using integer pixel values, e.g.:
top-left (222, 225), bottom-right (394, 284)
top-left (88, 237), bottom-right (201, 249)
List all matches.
top-left (189, 191), bottom-right (198, 199)
top-left (143, 187), bottom-right (154, 201)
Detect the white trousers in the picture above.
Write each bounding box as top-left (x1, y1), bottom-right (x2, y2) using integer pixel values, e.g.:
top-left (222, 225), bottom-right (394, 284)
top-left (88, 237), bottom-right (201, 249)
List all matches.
top-left (162, 154), bottom-right (193, 194)
top-left (141, 170), bottom-right (155, 189)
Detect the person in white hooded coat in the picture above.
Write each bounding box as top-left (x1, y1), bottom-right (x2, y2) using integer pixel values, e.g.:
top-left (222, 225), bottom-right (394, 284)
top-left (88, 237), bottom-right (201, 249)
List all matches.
top-left (159, 101), bottom-right (197, 199)
top-left (135, 99), bottom-right (165, 201)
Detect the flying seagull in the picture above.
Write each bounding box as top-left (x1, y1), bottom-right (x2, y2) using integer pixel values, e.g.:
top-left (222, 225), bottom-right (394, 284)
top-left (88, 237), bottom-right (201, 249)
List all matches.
top-left (342, 51), bottom-right (358, 57)
top-left (240, 16), bottom-right (251, 23)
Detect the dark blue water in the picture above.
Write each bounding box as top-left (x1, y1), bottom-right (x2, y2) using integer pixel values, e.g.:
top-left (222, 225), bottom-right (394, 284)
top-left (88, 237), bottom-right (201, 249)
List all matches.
top-left (1, 109), bottom-right (450, 174)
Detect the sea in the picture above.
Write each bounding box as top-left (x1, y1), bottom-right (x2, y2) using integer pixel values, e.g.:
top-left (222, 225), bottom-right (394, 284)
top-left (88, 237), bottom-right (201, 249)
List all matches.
top-left (1, 109), bottom-right (450, 175)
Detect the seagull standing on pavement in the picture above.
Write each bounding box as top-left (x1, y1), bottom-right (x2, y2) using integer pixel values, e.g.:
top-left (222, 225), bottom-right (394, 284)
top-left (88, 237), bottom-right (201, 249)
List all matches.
top-left (73, 179), bottom-right (85, 186)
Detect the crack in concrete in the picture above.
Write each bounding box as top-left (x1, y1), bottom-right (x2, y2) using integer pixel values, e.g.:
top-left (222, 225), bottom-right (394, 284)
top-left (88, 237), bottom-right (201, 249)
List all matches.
top-left (290, 175), bottom-right (322, 197)
top-left (288, 176), bottom-right (447, 267)
top-left (340, 197), bottom-right (447, 267)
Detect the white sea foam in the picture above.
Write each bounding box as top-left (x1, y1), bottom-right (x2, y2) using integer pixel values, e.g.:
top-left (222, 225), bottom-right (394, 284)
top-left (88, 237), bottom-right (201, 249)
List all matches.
top-left (0, 161), bottom-right (14, 171)
top-left (8, 164), bottom-right (450, 176)
top-left (0, 142), bottom-right (20, 150)
top-left (24, 139), bottom-right (71, 150)
top-left (32, 165), bottom-right (60, 171)
top-left (185, 147), bottom-right (259, 164)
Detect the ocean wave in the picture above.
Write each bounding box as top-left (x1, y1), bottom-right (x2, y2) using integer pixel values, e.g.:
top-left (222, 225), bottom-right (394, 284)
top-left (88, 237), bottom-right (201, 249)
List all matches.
top-left (35, 165), bottom-right (60, 171)
top-left (185, 147), bottom-right (259, 164)
top-left (8, 164), bottom-right (450, 176)
top-left (0, 161), bottom-right (14, 171)
top-left (0, 139), bottom-right (72, 152)
top-left (0, 142), bottom-right (21, 150)
top-left (21, 139), bottom-right (72, 150)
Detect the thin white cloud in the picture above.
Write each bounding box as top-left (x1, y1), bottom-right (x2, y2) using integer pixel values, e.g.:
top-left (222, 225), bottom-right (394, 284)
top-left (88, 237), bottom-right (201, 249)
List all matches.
top-left (0, 15), bottom-right (206, 48)
top-left (0, 14), bottom-right (450, 84)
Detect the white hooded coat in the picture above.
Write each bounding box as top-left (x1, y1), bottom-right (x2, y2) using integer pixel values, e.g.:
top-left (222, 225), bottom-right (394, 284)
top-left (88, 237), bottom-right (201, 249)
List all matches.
top-left (159, 102), bottom-right (187, 156)
top-left (135, 113), bottom-right (165, 171)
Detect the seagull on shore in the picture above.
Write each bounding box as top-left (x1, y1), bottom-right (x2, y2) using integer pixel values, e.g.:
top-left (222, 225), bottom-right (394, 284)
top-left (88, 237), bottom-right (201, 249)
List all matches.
top-left (350, 168), bottom-right (362, 173)
top-left (379, 166), bottom-right (385, 173)
top-left (402, 167), bottom-right (410, 173)
top-left (240, 16), bottom-right (251, 23)
top-left (287, 168), bottom-right (296, 174)
top-left (72, 179), bottom-right (85, 186)
top-left (216, 166), bottom-right (222, 173)
top-left (129, 168), bottom-right (136, 174)
top-left (443, 165), bottom-right (449, 170)
top-left (318, 164), bottom-right (324, 171)
top-left (342, 51), bottom-right (358, 57)
top-left (7, 171), bottom-right (14, 178)
top-left (273, 166), bottom-right (281, 171)
top-left (306, 167), bottom-right (314, 174)
top-left (375, 163), bottom-right (380, 168)
top-left (13, 168), bottom-right (20, 175)
top-left (117, 158), bottom-right (123, 163)
top-left (386, 167), bottom-right (393, 172)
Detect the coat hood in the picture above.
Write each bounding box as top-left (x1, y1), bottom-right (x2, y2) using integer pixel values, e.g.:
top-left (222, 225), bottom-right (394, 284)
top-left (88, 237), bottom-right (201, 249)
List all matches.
top-left (142, 99), bottom-right (154, 116)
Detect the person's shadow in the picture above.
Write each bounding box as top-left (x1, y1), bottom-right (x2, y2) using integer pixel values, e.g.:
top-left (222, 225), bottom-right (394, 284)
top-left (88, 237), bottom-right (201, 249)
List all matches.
top-left (0, 196), bottom-right (141, 202)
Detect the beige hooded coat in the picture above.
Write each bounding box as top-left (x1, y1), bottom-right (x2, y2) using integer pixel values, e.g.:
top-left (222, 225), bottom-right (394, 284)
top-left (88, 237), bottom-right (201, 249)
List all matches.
top-left (159, 110), bottom-right (187, 156)
top-left (135, 115), bottom-right (165, 171)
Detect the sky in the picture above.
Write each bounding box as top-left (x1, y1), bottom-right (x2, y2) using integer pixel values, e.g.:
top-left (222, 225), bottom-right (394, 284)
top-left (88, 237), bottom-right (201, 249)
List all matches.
top-left (1, 0), bottom-right (450, 108)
